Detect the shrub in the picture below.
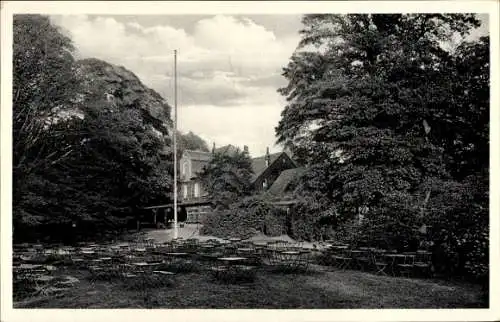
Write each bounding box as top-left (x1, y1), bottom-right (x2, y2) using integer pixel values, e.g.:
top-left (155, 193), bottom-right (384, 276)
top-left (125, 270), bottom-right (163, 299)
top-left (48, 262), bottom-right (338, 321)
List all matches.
top-left (200, 196), bottom-right (287, 238)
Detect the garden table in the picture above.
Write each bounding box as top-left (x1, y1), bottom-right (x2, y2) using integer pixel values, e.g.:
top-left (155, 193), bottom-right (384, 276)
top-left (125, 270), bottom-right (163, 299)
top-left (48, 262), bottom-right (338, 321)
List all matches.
top-left (163, 252), bottom-right (193, 270)
top-left (329, 248), bottom-right (353, 269)
top-left (351, 250), bottom-right (371, 270)
top-left (217, 256), bottom-right (249, 268)
top-left (237, 248), bottom-right (254, 254)
top-left (217, 256), bottom-right (247, 263)
top-left (56, 249), bottom-right (72, 255)
top-left (18, 263), bottom-right (44, 270)
top-left (384, 254), bottom-right (414, 276)
top-left (279, 250), bottom-right (311, 271)
top-left (132, 262), bottom-right (162, 269)
top-left (279, 250), bottom-right (301, 263)
top-left (252, 241), bottom-right (269, 247)
top-left (214, 257), bottom-right (255, 282)
top-left (164, 252), bottom-right (189, 257)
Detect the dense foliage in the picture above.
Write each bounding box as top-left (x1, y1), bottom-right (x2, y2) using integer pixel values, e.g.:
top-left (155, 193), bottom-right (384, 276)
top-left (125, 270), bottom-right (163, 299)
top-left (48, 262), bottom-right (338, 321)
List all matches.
top-left (13, 15), bottom-right (173, 242)
top-left (178, 131), bottom-right (210, 153)
top-left (277, 14), bottom-right (489, 280)
top-left (200, 196), bottom-right (288, 238)
top-left (198, 149), bottom-right (254, 209)
top-left (13, 15), bottom-right (81, 228)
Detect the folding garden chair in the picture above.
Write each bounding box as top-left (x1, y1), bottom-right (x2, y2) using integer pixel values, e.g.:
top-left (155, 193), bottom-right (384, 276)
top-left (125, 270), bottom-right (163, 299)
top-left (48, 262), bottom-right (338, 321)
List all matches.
top-left (414, 251), bottom-right (433, 277)
top-left (331, 248), bottom-right (352, 270)
top-left (371, 251), bottom-right (389, 276)
top-left (396, 254), bottom-right (415, 278)
top-left (352, 249), bottom-right (371, 271)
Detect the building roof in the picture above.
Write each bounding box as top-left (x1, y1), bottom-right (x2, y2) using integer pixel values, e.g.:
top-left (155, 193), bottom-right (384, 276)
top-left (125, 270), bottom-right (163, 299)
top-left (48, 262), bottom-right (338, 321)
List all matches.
top-left (182, 145), bottom-right (242, 179)
top-left (251, 152), bottom-right (283, 180)
top-left (182, 147), bottom-right (295, 183)
top-left (182, 144), bottom-right (239, 161)
top-left (182, 150), bottom-right (212, 162)
top-left (266, 167), bottom-right (305, 197)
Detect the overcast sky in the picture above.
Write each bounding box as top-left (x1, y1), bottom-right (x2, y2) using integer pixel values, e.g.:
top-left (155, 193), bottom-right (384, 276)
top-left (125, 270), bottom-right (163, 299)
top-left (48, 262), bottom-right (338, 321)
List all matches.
top-left (50, 14), bottom-right (489, 157)
top-left (50, 14), bottom-right (302, 157)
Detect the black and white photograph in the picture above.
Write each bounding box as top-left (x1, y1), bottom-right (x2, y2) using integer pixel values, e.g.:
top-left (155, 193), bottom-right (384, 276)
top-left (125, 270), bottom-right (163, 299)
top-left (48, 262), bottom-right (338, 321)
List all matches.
top-left (1, 1), bottom-right (499, 321)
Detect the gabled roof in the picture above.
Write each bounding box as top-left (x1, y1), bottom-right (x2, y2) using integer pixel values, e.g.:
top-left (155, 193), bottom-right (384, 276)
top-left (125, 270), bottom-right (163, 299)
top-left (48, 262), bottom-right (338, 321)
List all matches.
top-left (251, 152), bottom-right (283, 180)
top-left (182, 145), bottom-right (241, 178)
top-left (182, 150), bottom-right (212, 162)
top-left (182, 145), bottom-right (238, 160)
top-left (182, 147), bottom-right (297, 182)
top-left (266, 167), bottom-right (305, 197)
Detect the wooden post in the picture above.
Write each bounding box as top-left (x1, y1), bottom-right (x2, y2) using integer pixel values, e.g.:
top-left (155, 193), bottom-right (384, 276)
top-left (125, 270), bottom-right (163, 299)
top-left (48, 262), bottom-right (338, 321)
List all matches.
top-left (153, 209), bottom-right (157, 226)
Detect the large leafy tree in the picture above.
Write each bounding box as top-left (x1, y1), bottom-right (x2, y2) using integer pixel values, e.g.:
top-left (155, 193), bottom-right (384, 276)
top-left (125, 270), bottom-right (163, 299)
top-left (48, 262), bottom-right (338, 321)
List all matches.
top-left (178, 131), bottom-right (210, 153)
top-left (13, 15), bottom-right (174, 241)
top-left (13, 14), bottom-right (82, 227)
top-left (199, 149), bottom-right (254, 209)
top-left (277, 14), bottom-right (488, 274)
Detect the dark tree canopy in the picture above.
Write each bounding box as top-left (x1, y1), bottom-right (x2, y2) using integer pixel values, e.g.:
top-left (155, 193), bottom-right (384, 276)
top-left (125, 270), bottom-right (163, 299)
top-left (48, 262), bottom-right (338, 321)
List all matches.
top-left (276, 14), bottom-right (488, 278)
top-left (178, 131), bottom-right (210, 153)
top-left (13, 15), bottom-right (174, 241)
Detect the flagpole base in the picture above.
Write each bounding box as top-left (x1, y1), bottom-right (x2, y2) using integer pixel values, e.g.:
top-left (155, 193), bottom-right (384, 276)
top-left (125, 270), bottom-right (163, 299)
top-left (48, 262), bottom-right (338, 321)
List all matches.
top-left (173, 223), bottom-right (178, 239)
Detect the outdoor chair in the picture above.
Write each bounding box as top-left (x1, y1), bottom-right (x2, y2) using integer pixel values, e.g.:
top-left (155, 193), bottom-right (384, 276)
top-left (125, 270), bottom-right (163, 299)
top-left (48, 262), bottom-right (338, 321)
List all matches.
top-left (371, 251), bottom-right (389, 276)
top-left (182, 239), bottom-right (200, 253)
top-left (352, 249), bottom-right (371, 271)
top-left (396, 254), bottom-right (415, 278)
top-left (211, 258), bottom-right (257, 284)
top-left (223, 244), bottom-right (238, 256)
top-left (261, 247), bottom-right (277, 265)
top-left (236, 245), bottom-right (261, 266)
top-left (330, 248), bottom-right (352, 270)
top-left (413, 251), bottom-right (433, 277)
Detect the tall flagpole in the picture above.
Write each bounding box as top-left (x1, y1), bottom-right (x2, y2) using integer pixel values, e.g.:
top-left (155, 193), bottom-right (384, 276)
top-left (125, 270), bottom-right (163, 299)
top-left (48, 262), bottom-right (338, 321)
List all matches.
top-left (173, 49), bottom-right (178, 239)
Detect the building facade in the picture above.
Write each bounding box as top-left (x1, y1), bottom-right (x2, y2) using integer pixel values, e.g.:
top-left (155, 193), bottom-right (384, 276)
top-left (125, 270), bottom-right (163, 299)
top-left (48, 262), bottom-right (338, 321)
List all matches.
top-left (177, 144), bottom-right (298, 222)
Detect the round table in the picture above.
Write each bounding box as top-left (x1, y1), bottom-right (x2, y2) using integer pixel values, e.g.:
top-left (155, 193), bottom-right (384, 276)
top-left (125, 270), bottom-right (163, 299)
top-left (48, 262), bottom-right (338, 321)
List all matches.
top-left (215, 257), bottom-right (254, 281)
top-left (237, 248), bottom-right (254, 254)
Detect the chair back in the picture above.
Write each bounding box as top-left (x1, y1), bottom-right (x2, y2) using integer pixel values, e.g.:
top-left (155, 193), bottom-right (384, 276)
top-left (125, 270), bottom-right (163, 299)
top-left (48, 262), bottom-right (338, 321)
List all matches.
top-left (416, 251), bottom-right (432, 263)
top-left (371, 250), bottom-right (387, 263)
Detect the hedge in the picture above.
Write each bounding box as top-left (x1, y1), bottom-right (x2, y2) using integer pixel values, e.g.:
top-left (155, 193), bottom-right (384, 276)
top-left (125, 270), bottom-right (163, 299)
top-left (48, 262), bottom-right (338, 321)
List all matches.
top-left (200, 197), bottom-right (288, 239)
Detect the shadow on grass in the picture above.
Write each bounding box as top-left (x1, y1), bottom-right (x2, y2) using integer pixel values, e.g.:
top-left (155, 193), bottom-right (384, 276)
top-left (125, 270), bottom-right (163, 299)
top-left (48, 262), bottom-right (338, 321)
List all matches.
top-left (14, 265), bottom-right (487, 309)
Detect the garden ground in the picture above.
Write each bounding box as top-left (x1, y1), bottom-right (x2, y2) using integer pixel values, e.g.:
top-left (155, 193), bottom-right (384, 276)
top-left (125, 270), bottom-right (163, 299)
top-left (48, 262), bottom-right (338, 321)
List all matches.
top-left (14, 264), bottom-right (485, 309)
top-left (14, 226), bottom-right (487, 309)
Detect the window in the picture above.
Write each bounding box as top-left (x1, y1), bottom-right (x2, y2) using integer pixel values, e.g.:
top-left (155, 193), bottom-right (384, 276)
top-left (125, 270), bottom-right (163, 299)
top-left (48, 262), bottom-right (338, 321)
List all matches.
top-left (194, 183), bottom-right (200, 197)
top-left (182, 184), bottom-right (188, 199)
top-left (182, 161), bottom-right (189, 177)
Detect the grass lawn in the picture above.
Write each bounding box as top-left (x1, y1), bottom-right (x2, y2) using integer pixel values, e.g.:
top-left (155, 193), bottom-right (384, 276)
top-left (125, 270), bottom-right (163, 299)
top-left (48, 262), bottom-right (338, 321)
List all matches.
top-left (14, 264), bottom-right (486, 309)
